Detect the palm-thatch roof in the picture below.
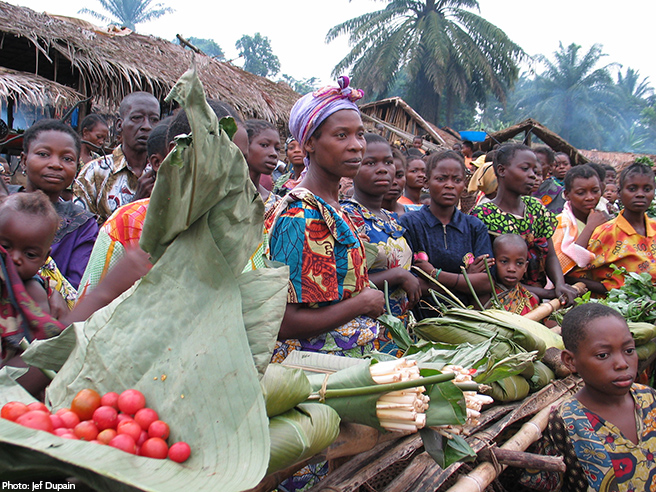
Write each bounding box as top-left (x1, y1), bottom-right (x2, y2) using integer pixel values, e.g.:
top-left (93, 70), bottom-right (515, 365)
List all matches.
top-left (0, 67), bottom-right (83, 109)
top-left (359, 97), bottom-right (461, 149)
top-left (578, 149), bottom-right (656, 171)
top-left (0, 1), bottom-right (300, 124)
top-left (479, 118), bottom-right (588, 165)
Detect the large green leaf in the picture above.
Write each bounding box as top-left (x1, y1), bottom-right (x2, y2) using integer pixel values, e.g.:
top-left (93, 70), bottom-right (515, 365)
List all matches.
top-left (419, 369), bottom-right (466, 427)
top-left (261, 365), bottom-right (312, 418)
top-left (0, 67), bottom-right (288, 491)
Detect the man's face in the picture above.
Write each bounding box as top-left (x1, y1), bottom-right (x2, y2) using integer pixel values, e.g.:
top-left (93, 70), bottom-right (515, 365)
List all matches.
top-left (118, 96), bottom-right (160, 154)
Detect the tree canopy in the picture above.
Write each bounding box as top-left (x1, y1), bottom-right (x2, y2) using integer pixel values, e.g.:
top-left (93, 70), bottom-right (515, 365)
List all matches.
top-left (79, 0), bottom-right (173, 31)
top-left (235, 33), bottom-right (280, 78)
top-left (326, 0), bottom-right (525, 126)
top-left (178, 37), bottom-right (225, 60)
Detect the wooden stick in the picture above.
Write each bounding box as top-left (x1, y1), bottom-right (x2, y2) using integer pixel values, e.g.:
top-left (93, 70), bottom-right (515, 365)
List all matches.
top-left (479, 448), bottom-right (565, 472)
top-left (445, 396), bottom-right (567, 492)
top-left (524, 282), bottom-right (587, 321)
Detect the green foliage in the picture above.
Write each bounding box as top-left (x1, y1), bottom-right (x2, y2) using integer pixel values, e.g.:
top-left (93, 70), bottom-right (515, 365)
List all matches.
top-left (235, 33), bottom-right (280, 78)
top-left (177, 36), bottom-right (225, 59)
top-left (326, 0), bottom-right (524, 126)
top-left (79, 0), bottom-right (173, 30)
top-left (279, 74), bottom-right (319, 95)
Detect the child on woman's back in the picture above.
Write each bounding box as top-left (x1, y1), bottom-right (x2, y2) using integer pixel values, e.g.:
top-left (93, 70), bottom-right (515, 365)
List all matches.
top-left (0, 191), bottom-right (59, 313)
top-left (482, 234), bottom-right (538, 315)
top-left (520, 303), bottom-right (656, 491)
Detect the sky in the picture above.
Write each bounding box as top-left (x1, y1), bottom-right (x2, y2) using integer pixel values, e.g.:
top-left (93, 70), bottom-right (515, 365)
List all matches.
top-left (9, 0), bottom-right (656, 89)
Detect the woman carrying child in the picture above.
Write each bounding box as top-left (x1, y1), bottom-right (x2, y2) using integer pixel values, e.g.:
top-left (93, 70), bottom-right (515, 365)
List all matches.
top-left (573, 162), bottom-right (656, 291)
top-left (341, 133), bottom-right (421, 354)
top-left (400, 150), bottom-right (494, 312)
top-left (519, 303), bottom-right (656, 491)
top-left (19, 119), bottom-right (99, 290)
top-left (266, 77), bottom-right (386, 363)
top-left (552, 165), bottom-right (609, 294)
top-left (470, 143), bottom-right (577, 304)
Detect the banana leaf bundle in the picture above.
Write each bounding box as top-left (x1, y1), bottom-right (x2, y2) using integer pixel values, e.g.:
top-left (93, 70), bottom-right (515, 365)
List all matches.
top-left (0, 67), bottom-right (290, 492)
top-left (487, 375), bottom-right (531, 402)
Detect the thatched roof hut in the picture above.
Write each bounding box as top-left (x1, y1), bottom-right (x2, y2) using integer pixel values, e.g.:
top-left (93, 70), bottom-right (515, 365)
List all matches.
top-left (359, 97), bottom-right (461, 150)
top-left (0, 67), bottom-right (83, 111)
top-left (578, 149), bottom-right (656, 171)
top-left (479, 118), bottom-right (588, 165)
top-left (0, 1), bottom-right (300, 124)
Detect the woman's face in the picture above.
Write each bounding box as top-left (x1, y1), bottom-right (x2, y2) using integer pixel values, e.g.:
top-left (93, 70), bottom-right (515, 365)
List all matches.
top-left (22, 130), bottom-right (78, 197)
top-left (428, 158), bottom-right (465, 208)
top-left (354, 141), bottom-right (394, 198)
top-left (82, 122), bottom-right (109, 149)
top-left (305, 109), bottom-right (365, 180)
top-left (406, 158), bottom-right (426, 190)
top-left (565, 176), bottom-right (601, 217)
top-left (499, 150), bottom-right (538, 196)
top-left (286, 140), bottom-right (305, 166)
top-left (384, 158), bottom-right (406, 202)
top-left (247, 128), bottom-right (280, 176)
top-left (620, 173), bottom-right (655, 213)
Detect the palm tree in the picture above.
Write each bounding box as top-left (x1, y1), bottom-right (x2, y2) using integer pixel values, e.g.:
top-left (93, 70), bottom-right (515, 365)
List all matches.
top-left (326, 0), bottom-right (524, 125)
top-left (79, 0), bottom-right (173, 31)
top-left (513, 43), bottom-right (620, 149)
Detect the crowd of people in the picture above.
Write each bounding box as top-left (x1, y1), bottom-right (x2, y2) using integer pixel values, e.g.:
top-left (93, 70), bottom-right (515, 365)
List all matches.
top-left (2, 77), bottom-right (656, 491)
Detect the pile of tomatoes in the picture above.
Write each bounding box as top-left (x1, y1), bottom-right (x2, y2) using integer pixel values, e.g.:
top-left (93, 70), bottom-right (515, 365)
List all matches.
top-left (1, 389), bottom-right (190, 463)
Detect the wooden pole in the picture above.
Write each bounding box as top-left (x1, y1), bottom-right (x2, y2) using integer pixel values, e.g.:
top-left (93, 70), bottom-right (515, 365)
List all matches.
top-left (523, 282), bottom-right (587, 322)
top-left (445, 397), bottom-right (566, 492)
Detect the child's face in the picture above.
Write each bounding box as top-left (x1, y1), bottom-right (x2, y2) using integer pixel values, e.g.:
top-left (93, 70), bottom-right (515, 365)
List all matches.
top-left (405, 159), bottom-right (426, 190)
top-left (620, 173), bottom-right (655, 213)
top-left (494, 242), bottom-right (528, 288)
top-left (531, 162), bottom-right (543, 193)
top-left (286, 140), bottom-right (305, 166)
top-left (603, 183), bottom-right (618, 203)
top-left (247, 128), bottom-right (280, 176)
top-left (564, 176), bottom-right (601, 217)
top-left (384, 158), bottom-right (406, 202)
top-left (427, 159), bottom-right (465, 208)
top-left (553, 154), bottom-right (571, 180)
top-left (354, 141), bottom-right (393, 198)
top-left (0, 211), bottom-right (54, 281)
top-left (22, 130), bottom-right (78, 198)
top-left (563, 316), bottom-right (637, 400)
top-left (500, 150), bottom-right (538, 196)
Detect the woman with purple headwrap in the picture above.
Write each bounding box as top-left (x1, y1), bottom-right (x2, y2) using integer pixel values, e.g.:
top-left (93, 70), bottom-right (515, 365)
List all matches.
top-left (265, 77), bottom-right (386, 366)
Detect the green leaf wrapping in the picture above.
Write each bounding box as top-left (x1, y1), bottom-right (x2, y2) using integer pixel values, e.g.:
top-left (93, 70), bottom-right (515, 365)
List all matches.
top-left (0, 66), bottom-right (289, 492)
top-left (267, 403), bottom-right (340, 475)
top-left (306, 361), bottom-right (382, 430)
top-left (405, 339), bottom-right (493, 370)
top-left (487, 375), bottom-right (531, 402)
top-left (473, 351), bottom-right (538, 385)
top-left (419, 428), bottom-right (476, 470)
top-left (378, 313), bottom-right (413, 352)
top-left (261, 365), bottom-right (312, 418)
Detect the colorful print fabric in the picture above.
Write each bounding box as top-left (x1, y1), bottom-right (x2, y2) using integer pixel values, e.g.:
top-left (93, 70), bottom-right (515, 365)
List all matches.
top-left (494, 283), bottom-right (539, 316)
top-left (266, 189), bottom-right (380, 362)
top-left (470, 196), bottom-right (557, 286)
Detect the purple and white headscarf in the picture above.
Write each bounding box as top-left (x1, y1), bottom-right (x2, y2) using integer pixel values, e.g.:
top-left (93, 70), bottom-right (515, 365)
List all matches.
top-left (288, 76), bottom-right (364, 149)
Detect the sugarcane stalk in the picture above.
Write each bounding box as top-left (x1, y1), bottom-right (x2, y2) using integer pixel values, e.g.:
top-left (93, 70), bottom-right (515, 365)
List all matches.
top-left (306, 372), bottom-right (456, 400)
top-left (461, 266), bottom-right (484, 311)
top-left (383, 280), bottom-right (392, 316)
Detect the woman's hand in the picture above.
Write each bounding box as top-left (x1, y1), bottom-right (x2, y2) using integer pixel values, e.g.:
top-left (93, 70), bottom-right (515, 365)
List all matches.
top-left (47, 290), bottom-right (69, 320)
top-left (398, 269), bottom-right (422, 307)
top-left (555, 283), bottom-right (579, 307)
top-left (466, 254), bottom-right (494, 274)
top-left (356, 287), bottom-right (386, 318)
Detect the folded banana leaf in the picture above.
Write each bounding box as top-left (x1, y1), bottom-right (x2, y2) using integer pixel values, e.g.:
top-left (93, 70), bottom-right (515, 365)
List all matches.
top-left (0, 66), bottom-right (288, 492)
top-left (487, 375), bottom-right (531, 402)
top-left (261, 364), bottom-right (312, 418)
top-left (267, 403), bottom-right (340, 475)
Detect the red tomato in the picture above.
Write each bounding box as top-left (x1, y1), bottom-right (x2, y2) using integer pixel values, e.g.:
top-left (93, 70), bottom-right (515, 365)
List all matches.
top-left (116, 413), bottom-right (133, 425)
top-left (55, 408), bottom-right (70, 416)
top-left (148, 420), bottom-right (170, 440)
top-left (71, 389), bottom-right (102, 421)
top-left (1, 401), bottom-right (29, 422)
top-left (59, 411), bottom-right (80, 429)
top-left (109, 434), bottom-right (136, 454)
top-left (100, 392), bottom-right (119, 410)
top-left (74, 420), bottom-right (99, 441)
top-left (117, 389), bottom-right (146, 415)
top-left (134, 408), bottom-right (158, 431)
top-left (97, 428), bottom-right (117, 445)
top-left (136, 430), bottom-right (148, 447)
top-left (49, 414), bottom-right (64, 429)
top-left (168, 442), bottom-right (191, 463)
top-left (53, 428), bottom-right (70, 437)
top-left (140, 437), bottom-right (168, 459)
top-left (16, 410), bottom-right (54, 433)
top-left (93, 406), bottom-right (118, 431)
top-left (117, 420), bottom-right (142, 441)
top-left (61, 433), bottom-right (79, 440)
top-left (27, 402), bottom-right (49, 413)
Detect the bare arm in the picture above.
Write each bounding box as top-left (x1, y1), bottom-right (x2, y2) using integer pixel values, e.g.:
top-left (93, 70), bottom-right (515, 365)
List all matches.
top-left (278, 287), bottom-right (385, 339)
top-left (368, 268), bottom-right (421, 307)
top-left (24, 279), bottom-right (50, 314)
top-left (545, 238), bottom-right (578, 305)
top-left (575, 210), bottom-right (608, 248)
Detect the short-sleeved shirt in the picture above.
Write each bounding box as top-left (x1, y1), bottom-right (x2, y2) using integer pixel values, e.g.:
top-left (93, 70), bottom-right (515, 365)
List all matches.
top-left (73, 146), bottom-right (141, 224)
top-left (535, 177), bottom-right (566, 214)
top-left (572, 211), bottom-right (656, 291)
top-left (400, 205), bottom-right (493, 276)
top-left (266, 190), bottom-right (380, 362)
top-left (470, 196), bottom-right (557, 286)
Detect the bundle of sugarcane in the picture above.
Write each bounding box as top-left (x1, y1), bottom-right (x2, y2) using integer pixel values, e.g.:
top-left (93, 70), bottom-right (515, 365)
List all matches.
top-left (370, 359), bottom-right (430, 432)
top-left (439, 365), bottom-right (493, 428)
